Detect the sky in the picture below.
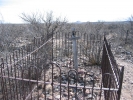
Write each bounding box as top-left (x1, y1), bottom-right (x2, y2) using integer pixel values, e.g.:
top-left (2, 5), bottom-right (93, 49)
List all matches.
top-left (0, 0), bottom-right (133, 23)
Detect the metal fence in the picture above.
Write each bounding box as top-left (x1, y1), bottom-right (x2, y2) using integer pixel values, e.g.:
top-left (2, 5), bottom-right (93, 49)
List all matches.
top-left (101, 37), bottom-right (124, 100)
top-left (0, 31), bottom-right (124, 100)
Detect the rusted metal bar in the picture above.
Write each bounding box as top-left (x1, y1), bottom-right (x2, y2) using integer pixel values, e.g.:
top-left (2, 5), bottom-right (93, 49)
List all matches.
top-left (117, 66), bottom-right (124, 100)
top-left (1, 75), bottom-right (119, 91)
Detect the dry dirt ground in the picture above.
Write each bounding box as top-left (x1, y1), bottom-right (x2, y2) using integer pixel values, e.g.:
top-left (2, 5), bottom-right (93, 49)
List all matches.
top-left (115, 57), bottom-right (133, 100)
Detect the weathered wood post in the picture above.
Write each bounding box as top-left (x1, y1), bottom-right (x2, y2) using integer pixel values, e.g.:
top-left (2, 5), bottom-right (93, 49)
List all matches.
top-left (69, 28), bottom-right (80, 70)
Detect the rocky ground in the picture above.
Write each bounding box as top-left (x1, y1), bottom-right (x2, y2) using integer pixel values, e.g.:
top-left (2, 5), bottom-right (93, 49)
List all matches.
top-left (107, 33), bottom-right (133, 100)
top-left (115, 57), bottom-right (133, 100)
top-left (29, 58), bottom-right (103, 100)
top-left (111, 45), bottom-right (133, 100)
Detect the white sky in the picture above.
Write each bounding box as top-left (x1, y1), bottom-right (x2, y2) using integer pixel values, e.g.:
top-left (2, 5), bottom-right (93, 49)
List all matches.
top-left (0, 0), bottom-right (133, 23)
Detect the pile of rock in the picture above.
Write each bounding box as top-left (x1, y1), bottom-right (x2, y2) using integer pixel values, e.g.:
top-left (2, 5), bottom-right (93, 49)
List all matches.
top-left (30, 59), bottom-right (103, 100)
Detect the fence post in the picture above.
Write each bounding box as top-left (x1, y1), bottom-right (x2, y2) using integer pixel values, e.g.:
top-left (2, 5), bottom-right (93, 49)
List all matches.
top-left (117, 66), bottom-right (124, 100)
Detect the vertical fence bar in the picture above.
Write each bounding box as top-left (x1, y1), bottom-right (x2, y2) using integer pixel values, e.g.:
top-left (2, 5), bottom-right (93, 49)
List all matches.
top-left (117, 66), bottom-right (124, 100)
top-left (52, 32), bottom-right (54, 100)
top-left (28, 67), bottom-right (32, 100)
top-left (91, 73), bottom-right (94, 100)
top-left (56, 32), bottom-right (57, 60)
top-left (7, 55), bottom-right (13, 100)
top-left (43, 65), bottom-right (46, 100)
top-left (1, 58), bottom-right (6, 100)
top-left (68, 32), bottom-right (69, 58)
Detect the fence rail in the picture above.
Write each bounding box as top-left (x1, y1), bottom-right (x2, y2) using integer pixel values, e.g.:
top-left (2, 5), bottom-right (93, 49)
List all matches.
top-left (0, 31), bottom-right (124, 100)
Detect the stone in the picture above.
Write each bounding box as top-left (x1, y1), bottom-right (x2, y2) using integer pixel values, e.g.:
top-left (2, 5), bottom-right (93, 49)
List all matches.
top-left (54, 75), bottom-right (58, 79)
top-left (89, 72), bottom-right (94, 77)
top-left (46, 84), bottom-right (52, 94)
top-left (118, 46), bottom-right (122, 49)
top-left (63, 92), bottom-right (68, 97)
top-left (79, 83), bottom-right (84, 86)
top-left (39, 98), bottom-right (44, 100)
top-left (69, 92), bottom-right (74, 96)
top-left (69, 73), bottom-right (76, 79)
top-left (78, 76), bottom-right (84, 83)
top-left (94, 91), bottom-right (101, 96)
top-left (126, 51), bottom-right (131, 55)
top-left (69, 88), bottom-right (73, 92)
top-left (40, 94), bottom-right (44, 98)
top-left (72, 98), bottom-right (76, 100)
top-left (47, 96), bottom-right (52, 100)
top-left (94, 75), bottom-right (100, 83)
top-left (86, 93), bottom-right (94, 99)
top-left (62, 80), bottom-right (67, 84)
top-left (55, 95), bottom-right (61, 99)
top-left (85, 89), bottom-right (90, 96)
top-left (70, 79), bottom-right (75, 84)
top-left (78, 69), bottom-right (86, 75)
top-left (55, 88), bottom-right (59, 92)
top-left (90, 77), bottom-right (94, 81)
top-left (62, 74), bottom-right (67, 80)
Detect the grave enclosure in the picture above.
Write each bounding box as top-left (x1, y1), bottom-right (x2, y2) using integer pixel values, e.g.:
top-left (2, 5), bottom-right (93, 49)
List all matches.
top-left (0, 30), bottom-right (124, 100)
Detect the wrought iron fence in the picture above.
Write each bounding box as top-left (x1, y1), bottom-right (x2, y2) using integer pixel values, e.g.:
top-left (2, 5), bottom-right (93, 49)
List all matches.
top-left (0, 31), bottom-right (124, 100)
top-left (101, 37), bottom-right (124, 100)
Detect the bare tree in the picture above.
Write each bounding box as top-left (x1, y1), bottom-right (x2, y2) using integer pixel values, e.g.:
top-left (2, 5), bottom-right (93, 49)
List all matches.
top-left (20, 11), bottom-right (67, 39)
top-left (121, 15), bottom-right (133, 44)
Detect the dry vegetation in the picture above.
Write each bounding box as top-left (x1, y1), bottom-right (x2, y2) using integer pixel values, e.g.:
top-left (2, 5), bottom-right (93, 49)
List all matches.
top-left (0, 12), bottom-right (133, 99)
